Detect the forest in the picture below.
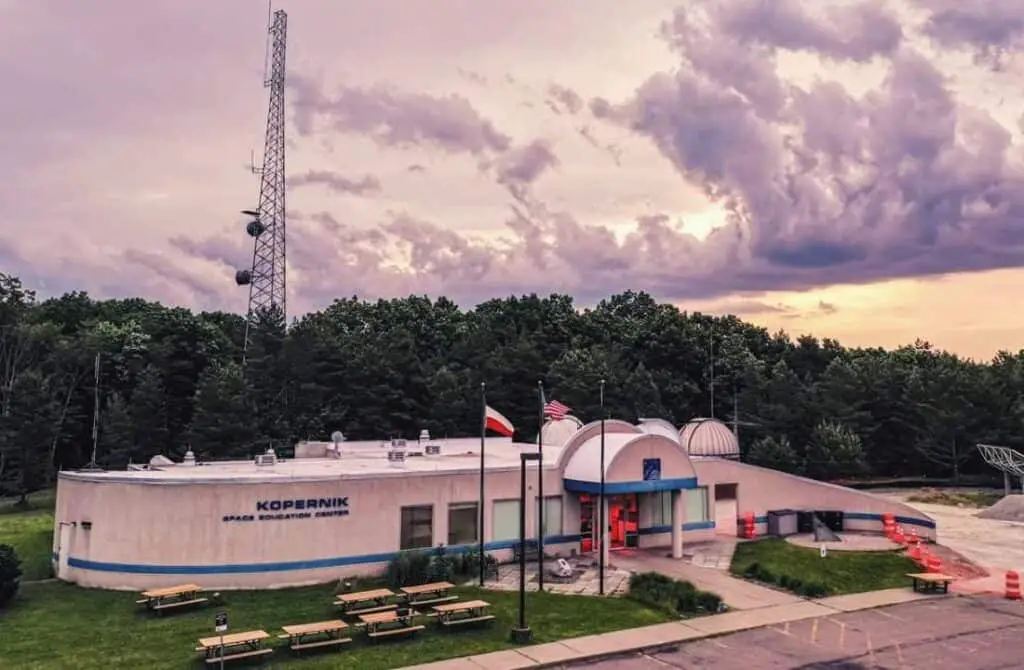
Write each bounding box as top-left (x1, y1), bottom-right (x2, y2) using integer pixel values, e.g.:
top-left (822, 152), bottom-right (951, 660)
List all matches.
top-left (0, 271), bottom-right (1020, 502)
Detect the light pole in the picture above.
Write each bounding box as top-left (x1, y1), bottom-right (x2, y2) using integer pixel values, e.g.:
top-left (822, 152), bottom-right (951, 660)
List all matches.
top-left (598, 379), bottom-right (606, 596)
top-left (512, 451), bottom-right (541, 643)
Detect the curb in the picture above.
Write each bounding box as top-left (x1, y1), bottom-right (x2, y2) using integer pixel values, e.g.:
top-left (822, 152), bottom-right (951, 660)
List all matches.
top-left (411, 593), bottom-right (958, 670)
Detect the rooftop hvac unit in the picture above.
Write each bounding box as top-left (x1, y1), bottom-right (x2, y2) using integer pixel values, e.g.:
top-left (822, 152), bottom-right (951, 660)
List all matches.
top-left (425, 443), bottom-right (441, 456)
top-left (387, 448), bottom-right (406, 467)
top-left (419, 429), bottom-right (430, 443)
top-left (255, 447), bottom-right (277, 467)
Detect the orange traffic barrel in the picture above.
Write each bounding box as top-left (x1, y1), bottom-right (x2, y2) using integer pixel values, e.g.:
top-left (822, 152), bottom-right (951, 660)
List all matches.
top-left (1006, 571), bottom-right (1021, 600)
top-left (926, 555), bottom-right (942, 574)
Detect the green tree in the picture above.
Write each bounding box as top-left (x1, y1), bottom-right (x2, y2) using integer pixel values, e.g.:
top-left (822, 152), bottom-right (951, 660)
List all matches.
top-left (804, 421), bottom-right (867, 480)
top-left (746, 435), bottom-right (801, 474)
top-left (189, 362), bottom-right (260, 460)
top-left (0, 370), bottom-right (56, 503)
top-left (98, 393), bottom-right (137, 468)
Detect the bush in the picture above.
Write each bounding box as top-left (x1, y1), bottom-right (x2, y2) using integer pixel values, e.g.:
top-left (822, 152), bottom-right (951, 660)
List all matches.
top-left (385, 549), bottom-right (432, 588)
top-left (743, 558), bottom-right (829, 598)
top-left (0, 543), bottom-right (23, 608)
top-left (453, 548), bottom-right (497, 580)
top-left (427, 544), bottom-right (455, 583)
top-left (628, 571), bottom-right (722, 617)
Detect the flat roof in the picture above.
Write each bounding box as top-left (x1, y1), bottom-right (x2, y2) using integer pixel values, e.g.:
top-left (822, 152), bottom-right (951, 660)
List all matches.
top-left (58, 437), bottom-right (567, 485)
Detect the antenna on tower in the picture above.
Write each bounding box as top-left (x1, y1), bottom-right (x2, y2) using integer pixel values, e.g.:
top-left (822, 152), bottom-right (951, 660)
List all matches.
top-left (235, 7), bottom-right (288, 364)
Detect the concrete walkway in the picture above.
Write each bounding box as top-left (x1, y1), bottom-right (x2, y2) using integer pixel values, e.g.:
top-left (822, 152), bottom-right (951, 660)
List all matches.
top-left (398, 588), bottom-right (941, 670)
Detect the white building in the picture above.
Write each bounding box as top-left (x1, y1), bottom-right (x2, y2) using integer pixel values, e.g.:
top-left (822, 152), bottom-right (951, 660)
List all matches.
top-left (52, 417), bottom-right (935, 590)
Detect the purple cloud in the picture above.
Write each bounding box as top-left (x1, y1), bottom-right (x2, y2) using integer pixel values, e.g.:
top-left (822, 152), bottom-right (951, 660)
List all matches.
top-left (286, 170), bottom-right (382, 195)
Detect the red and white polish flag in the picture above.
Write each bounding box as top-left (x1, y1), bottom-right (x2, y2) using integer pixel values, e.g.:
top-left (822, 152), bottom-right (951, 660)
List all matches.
top-left (485, 405), bottom-right (515, 437)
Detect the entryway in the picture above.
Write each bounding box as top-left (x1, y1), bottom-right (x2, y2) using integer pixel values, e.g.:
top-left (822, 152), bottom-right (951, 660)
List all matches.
top-left (578, 493), bottom-right (639, 552)
top-left (714, 483), bottom-right (739, 536)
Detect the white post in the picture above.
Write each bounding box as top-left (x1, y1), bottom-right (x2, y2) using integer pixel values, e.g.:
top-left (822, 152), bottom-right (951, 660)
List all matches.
top-left (671, 491), bottom-right (684, 559)
top-left (601, 497), bottom-right (611, 573)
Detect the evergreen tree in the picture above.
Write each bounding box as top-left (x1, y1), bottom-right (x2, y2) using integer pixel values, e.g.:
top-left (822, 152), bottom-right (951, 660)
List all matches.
top-left (189, 362), bottom-right (260, 460)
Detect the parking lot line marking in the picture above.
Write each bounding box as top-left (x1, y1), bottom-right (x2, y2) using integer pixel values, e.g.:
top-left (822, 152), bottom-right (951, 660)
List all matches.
top-left (866, 632), bottom-right (876, 663)
top-left (811, 618), bottom-right (819, 644)
top-left (895, 641), bottom-right (905, 666)
top-left (876, 609), bottom-right (906, 622)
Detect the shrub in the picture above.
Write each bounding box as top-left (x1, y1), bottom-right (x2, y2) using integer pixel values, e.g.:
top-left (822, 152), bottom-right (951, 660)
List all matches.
top-left (628, 571), bottom-right (721, 617)
top-left (740, 557), bottom-right (829, 598)
top-left (454, 548), bottom-right (497, 580)
top-left (385, 549), bottom-right (432, 588)
top-left (427, 544), bottom-right (455, 583)
top-left (0, 544), bottom-right (23, 609)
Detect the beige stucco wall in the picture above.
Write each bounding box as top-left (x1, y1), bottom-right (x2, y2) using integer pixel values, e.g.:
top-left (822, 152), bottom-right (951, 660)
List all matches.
top-left (691, 459), bottom-right (936, 540)
top-left (53, 464), bottom-right (579, 591)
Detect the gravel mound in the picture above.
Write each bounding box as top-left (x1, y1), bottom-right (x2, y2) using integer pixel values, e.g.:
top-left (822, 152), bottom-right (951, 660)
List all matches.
top-left (977, 494), bottom-right (1024, 522)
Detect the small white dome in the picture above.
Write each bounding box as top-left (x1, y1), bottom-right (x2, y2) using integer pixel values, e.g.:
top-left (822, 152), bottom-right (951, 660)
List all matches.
top-left (637, 418), bottom-right (680, 441)
top-left (541, 416), bottom-right (583, 446)
top-left (680, 418), bottom-right (739, 458)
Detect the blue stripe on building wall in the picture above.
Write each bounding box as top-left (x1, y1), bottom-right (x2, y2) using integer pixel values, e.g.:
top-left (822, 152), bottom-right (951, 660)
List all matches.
top-left (562, 477), bottom-right (698, 494)
top-left (638, 521), bottom-right (716, 535)
top-left (58, 534), bottom-right (583, 576)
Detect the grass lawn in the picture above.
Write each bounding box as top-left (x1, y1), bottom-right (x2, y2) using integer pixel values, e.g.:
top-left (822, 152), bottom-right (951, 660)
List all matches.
top-left (906, 489), bottom-right (1003, 508)
top-left (730, 538), bottom-right (917, 597)
top-left (0, 581), bottom-right (670, 670)
top-left (0, 492), bottom-right (55, 582)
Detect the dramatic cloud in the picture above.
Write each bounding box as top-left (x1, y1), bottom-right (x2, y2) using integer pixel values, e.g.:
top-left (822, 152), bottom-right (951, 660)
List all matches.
top-left (287, 170), bottom-right (382, 195)
top-left (290, 75), bottom-right (511, 156)
top-left (913, 0), bottom-right (1024, 69)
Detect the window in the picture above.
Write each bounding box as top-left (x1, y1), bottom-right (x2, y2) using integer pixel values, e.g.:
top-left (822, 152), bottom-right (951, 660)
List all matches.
top-left (685, 487), bottom-right (709, 523)
top-left (447, 502), bottom-right (478, 546)
top-left (492, 499), bottom-right (520, 541)
top-left (535, 496), bottom-right (563, 538)
top-left (650, 491), bottom-right (673, 527)
top-left (400, 505), bottom-right (434, 550)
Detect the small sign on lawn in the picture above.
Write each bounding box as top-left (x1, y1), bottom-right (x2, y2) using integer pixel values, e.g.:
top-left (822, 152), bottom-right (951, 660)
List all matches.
top-left (819, 545), bottom-right (828, 558)
top-left (215, 611), bottom-right (228, 633)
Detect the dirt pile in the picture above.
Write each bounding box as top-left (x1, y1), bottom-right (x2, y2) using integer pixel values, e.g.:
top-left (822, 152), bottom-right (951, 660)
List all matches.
top-left (976, 494), bottom-right (1024, 522)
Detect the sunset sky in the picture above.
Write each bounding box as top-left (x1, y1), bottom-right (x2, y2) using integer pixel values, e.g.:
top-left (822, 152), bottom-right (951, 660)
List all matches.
top-left (2, 0), bottom-right (1023, 361)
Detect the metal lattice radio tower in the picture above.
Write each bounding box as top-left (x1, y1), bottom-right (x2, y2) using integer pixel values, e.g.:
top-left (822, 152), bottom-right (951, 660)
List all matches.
top-left (236, 8), bottom-right (288, 360)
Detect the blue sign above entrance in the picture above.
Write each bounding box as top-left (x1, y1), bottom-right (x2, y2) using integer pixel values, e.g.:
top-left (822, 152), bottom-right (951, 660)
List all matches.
top-left (642, 458), bottom-right (661, 481)
top-left (223, 496), bottom-right (350, 523)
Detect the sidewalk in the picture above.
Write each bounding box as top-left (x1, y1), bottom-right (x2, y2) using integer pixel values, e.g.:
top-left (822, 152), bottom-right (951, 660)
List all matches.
top-left (397, 588), bottom-right (944, 670)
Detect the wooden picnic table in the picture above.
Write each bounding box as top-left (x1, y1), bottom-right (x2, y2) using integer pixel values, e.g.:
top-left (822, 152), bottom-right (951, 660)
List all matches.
top-left (358, 608), bottom-right (425, 640)
top-left (400, 581), bottom-right (458, 606)
top-left (334, 588), bottom-right (397, 616)
top-left (196, 629), bottom-right (272, 664)
top-left (136, 583), bottom-right (208, 614)
top-left (907, 572), bottom-right (955, 594)
top-left (432, 599), bottom-right (495, 628)
top-left (279, 619), bottom-right (351, 653)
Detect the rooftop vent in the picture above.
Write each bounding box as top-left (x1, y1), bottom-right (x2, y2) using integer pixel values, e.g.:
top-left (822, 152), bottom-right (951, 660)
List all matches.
top-left (425, 443), bottom-right (442, 457)
top-left (255, 447), bottom-right (277, 467)
top-left (182, 449), bottom-right (197, 467)
top-left (418, 429), bottom-right (430, 443)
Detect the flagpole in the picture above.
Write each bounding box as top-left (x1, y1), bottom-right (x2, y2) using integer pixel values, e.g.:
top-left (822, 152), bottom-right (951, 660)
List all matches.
top-left (599, 378), bottom-right (606, 596)
top-left (537, 380), bottom-right (545, 592)
top-left (479, 381), bottom-right (486, 587)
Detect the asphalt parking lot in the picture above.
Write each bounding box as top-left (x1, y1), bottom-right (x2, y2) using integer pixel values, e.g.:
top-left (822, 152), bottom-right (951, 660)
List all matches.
top-left (573, 596), bottom-right (1024, 669)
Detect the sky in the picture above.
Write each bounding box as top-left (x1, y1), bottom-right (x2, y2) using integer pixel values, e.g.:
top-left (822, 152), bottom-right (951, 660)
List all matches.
top-left (1, 0), bottom-right (1024, 360)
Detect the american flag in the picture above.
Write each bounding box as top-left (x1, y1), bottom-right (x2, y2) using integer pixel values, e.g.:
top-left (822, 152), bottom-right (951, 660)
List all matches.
top-left (543, 399), bottom-right (571, 420)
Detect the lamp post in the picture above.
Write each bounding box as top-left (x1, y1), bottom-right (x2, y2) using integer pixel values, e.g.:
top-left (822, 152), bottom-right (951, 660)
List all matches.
top-left (599, 378), bottom-right (606, 596)
top-left (512, 451), bottom-right (541, 644)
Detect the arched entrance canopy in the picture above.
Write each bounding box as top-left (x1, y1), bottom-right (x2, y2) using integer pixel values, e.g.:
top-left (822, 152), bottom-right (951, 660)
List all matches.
top-left (562, 433), bottom-right (697, 494)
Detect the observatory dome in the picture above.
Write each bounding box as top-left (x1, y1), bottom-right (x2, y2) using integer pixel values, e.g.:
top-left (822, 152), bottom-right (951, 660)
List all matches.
top-left (679, 418), bottom-right (739, 458)
top-left (541, 416), bottom-right (583, 447)
top-left (637, 418), bottom-right (680, 441)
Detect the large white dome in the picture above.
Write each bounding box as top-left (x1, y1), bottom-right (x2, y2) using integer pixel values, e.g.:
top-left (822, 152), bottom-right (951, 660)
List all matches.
top-left (541, 416), bottom-right (584, 446)
top-left (679, 418), bottom-right (740, 458)
top-left (637, 418), bottom-right (680, 441)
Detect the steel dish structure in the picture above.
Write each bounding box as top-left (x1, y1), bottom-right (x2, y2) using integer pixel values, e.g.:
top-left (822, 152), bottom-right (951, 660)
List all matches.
top-left (977, 444), bottom-right (1024, 494)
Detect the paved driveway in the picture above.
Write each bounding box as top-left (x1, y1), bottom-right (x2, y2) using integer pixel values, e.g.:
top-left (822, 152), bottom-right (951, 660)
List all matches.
top-left (575, 596), bottom-right (1024, 669)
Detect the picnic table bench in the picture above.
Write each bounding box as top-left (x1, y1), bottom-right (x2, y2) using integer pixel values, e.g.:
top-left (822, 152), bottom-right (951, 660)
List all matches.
top-left (358, 608), bottom-right (425, 640)
top-left (334, 588), bottom-right (397, 616)
top-left (137, 583), bottom-right (208, 614)
top-left (433, 599), bottom-right (495, 628)
top-left (195, 630), bottom-right (272, 664)
top-left (278, 619), bottom-right (351, 653)
top-left (907, 572), bottom-right (955, 594)
top-left (400, 581), bottom-right (458, 607)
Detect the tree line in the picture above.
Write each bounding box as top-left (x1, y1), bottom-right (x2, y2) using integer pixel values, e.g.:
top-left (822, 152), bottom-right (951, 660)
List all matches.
top-left (0, 271), bottom-right (1019, 503)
